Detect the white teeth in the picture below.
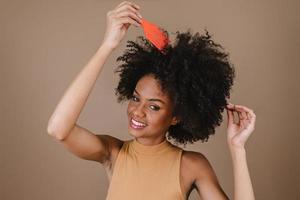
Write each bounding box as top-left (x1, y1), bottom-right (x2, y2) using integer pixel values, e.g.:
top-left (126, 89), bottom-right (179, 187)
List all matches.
top-left (132, 119), bottom-right (146, 126)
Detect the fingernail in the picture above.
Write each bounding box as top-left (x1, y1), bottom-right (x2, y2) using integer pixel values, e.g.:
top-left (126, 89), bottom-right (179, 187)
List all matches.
top-left (137, 13), bottom-right (142, 19)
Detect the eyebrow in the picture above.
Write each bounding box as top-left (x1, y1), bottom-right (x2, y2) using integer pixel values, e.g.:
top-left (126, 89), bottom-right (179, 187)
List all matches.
top-left (134, 89), bottom-right (166, 105)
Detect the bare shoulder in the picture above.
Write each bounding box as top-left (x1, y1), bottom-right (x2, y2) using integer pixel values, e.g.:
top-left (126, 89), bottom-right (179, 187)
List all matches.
top-left (182, 150), bottom-right (215, 186)
top-left (182, 150), bottom-right (207, 161)
top-left (182, 150), bottom-right (229, 199)
top-left (181, 150), bottom-right (212, 179)
top-left (179, 150), bottom-right (211, 195)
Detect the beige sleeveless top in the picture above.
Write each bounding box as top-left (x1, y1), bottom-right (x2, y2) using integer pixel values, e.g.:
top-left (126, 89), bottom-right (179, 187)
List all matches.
top-left (105, 138), bottom-right (185, 200)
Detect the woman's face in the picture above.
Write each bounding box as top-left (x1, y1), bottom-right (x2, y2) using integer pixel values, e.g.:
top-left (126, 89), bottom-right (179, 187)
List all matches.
top-left (127, 74), bottom-right (179, 141)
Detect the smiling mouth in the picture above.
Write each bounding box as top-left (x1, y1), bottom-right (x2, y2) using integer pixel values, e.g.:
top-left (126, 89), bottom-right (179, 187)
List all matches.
top-left (130, 118), bottom-right (147, 129)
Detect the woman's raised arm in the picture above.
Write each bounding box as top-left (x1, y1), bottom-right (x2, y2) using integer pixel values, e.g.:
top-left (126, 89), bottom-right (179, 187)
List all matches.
top-left (46, 1), bottom-right (142, 163)
top-left (46, 43), bottom-right (114, 139)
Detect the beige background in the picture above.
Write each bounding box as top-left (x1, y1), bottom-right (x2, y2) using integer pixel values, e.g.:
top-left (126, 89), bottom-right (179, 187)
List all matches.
top-left (1, 0), bottom-right (299, 199)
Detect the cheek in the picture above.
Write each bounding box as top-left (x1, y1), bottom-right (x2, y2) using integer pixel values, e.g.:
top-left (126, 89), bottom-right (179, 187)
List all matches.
top-left (150, 112), bottom-right (172, 126)
top-left (127, 103), bottom-right (145, 118)
top-left (127, 103), bottom-right (135, 115)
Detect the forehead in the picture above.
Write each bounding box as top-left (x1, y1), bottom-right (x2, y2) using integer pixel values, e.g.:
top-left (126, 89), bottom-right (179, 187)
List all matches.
top-left (135, 75), bottom-right (168, 99)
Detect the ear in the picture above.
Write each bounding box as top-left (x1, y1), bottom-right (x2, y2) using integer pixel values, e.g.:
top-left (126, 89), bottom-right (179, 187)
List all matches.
top-left (170, 116), bottom-right (180, 125)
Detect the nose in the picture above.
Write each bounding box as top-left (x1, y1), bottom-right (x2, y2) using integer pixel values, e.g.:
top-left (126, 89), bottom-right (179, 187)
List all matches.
top-left (132, 104), bottom-right (146, 118)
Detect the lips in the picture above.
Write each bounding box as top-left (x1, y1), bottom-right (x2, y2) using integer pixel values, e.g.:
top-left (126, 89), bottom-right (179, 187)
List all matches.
top-left (130, 118), bottom-right (147, 129)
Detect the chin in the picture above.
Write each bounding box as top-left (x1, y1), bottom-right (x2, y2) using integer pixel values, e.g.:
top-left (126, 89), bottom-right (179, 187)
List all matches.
top-left (128, 130), bottom-right (143, 139)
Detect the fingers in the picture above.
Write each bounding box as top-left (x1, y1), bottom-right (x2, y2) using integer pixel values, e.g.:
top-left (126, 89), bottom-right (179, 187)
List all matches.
top-left (226, 107), bottom-right (235, 126)
top-left (115, 1), bottom-right (140, 10)
top-left (113, 1), bottom-right (142, 26)
top-left (234, 105), bottom-right (256, 120)
top-left (118, 17), bottom-right (141, 27)
top-left (239, 109), bottom-right (248, 120)
top-left (115, 6), bottom-right (142, 24)
top-left (227, 103), bottom-right (255, 117)
top-left (226, 103), bottom-right (256, 128)
top-left (226, 103), bottom-right (239, 125)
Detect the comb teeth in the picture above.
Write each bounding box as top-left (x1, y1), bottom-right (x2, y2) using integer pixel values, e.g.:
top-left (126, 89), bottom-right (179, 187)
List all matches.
top-left (140, 18), bottom-right (169, 51)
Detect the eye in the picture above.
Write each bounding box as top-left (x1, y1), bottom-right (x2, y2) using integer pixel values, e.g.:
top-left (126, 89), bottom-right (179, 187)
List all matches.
top-left (150, 105), bottom-right (160, 111)
top-left (131, 95), bottom-right (139, 102)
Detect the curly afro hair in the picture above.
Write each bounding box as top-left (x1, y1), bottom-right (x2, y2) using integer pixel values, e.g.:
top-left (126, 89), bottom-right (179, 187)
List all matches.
top-left (114, 29), bottom-right (235, 145)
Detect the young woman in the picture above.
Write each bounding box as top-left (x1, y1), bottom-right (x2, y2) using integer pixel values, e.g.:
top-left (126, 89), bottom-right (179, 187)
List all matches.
top-left (47, 1), bottom-right (256, 200)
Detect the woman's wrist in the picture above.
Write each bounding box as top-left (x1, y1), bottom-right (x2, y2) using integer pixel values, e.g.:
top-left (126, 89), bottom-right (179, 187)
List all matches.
top-left (99, 42), bottom-right (116, 53)
top-left (227, 139), bottom-right (246, 151)
top-left (228, 144), bottom-right (246, 161)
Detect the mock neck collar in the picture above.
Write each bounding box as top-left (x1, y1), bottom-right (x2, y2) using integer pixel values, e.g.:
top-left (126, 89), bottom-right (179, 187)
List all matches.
top-left (131, 138), bottom-right (171, 155)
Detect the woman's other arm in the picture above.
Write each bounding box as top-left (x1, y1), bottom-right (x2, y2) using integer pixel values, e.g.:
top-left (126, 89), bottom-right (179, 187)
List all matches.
top-left (193, 103), bottom-right (256, 200)
top-left (226, 103), bottom-right (256, 200)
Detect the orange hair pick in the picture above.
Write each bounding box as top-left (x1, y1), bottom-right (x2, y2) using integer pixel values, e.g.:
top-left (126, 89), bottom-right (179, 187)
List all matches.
top-left (140, 18), bottom-right (169, 53)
